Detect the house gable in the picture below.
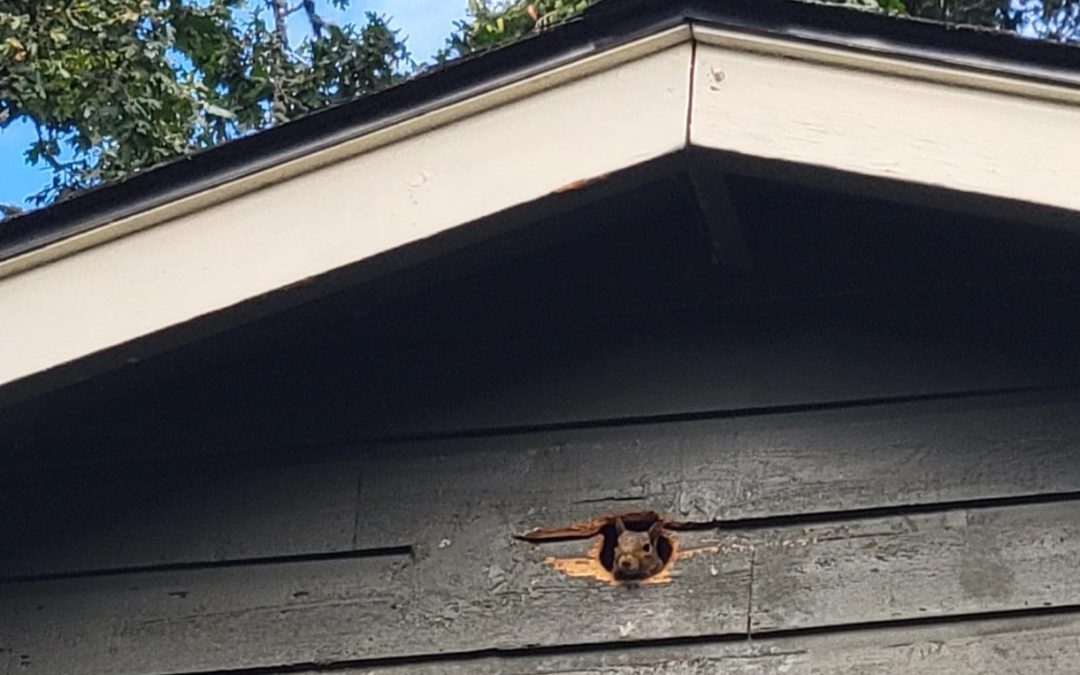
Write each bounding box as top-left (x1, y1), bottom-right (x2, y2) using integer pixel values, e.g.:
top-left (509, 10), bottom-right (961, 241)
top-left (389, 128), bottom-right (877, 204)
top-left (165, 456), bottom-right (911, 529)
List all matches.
top-left (5, 0), bottom-right (1080, 664)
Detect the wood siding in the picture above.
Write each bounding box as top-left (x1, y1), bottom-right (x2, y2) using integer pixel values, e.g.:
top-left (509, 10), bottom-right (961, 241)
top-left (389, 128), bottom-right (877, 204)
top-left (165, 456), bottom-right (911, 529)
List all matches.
top-left (3, 383), bottom-right (1080, 673)
top-left (6, 173), bottom-right (1080, 673)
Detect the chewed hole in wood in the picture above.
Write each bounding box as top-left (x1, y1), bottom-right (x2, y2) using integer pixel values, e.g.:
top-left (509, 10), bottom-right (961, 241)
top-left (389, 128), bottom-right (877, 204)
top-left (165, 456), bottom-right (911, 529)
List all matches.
top-left (517, 510), bottom-right (679, 585)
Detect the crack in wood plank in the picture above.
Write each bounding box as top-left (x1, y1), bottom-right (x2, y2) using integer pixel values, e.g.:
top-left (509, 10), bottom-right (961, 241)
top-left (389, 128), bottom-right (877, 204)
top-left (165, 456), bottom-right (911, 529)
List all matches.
top-left (746, 546), bottom-right (756, 637)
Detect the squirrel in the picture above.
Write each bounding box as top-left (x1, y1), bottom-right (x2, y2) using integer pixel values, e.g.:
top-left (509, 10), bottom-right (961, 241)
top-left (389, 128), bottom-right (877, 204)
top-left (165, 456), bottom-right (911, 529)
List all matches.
top-left (612, 516), bottom-right (665, 580)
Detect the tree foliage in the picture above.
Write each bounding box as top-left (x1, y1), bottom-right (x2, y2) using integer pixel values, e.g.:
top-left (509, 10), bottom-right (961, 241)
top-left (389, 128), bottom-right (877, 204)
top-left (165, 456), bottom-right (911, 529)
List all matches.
top-left (2, 0), bottom-right (1079, 216)
top-left (439, 0), bottom-right (590, 58)
top-left (0, 0), bottom-right (406, 206)
top-left (442, 0), bottom-right (1080, 60)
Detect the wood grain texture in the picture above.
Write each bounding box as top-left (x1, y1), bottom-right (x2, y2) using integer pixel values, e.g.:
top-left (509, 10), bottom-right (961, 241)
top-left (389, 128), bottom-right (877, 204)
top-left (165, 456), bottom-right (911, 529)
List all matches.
top-left (751, 501), bottom-right (1080, 632)
top-left (0, 600), bottom-right (11, 675)
top-left (3, 553), bottom-right (413, 675)
top-left (337, 612), bottom-right (1080, 674)
top-left (7, 389), bottom-right (1080, 579)
top-left (6, 390), bottom-right (1080, 672)
top-left (3, 525), bottom-right (751, 674)
top-left (0, 457), bottom-right (365, 578)
top-left (357, 390), bottom-right (1080, 545)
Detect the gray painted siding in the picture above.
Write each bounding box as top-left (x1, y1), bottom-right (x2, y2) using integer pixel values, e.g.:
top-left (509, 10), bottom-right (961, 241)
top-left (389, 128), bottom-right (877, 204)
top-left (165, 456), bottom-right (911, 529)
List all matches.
top-left (3, 386), bottom-right (1080, 673)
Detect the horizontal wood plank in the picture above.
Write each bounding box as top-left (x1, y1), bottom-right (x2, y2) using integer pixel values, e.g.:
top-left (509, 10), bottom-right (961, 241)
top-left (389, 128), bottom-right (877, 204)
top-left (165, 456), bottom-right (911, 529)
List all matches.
top-left (3, 524), bottom-right (751, 674)
top-left (327, 300), bottom-right (1080, 438)
top-left (6, 391), bottom-right (1080, 672)
top-left (8, 297), bottom-right (1080, 461)
top-left (7, 389), bottom-right (1080, 579)
top-left (340, 612), bottom-right (1080, 674)
top-left (6, 491), bottom-right (1079, 672)
top-left (751, 501), bottom-right (1080, 632)
top-left (0, 602), bottom-right (11, 675)
top-left (14, 498), bottom-right (1076, 675)
top-left (357, 390), bottom-right (1080, 544)
top-left (0, 458), bottom-right (363, 578)
top-left (4, 553), bottom-right (414, 675)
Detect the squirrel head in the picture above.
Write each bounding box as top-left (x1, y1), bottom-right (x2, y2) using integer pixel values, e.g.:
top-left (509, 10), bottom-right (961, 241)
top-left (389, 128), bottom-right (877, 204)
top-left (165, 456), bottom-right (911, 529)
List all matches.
top-left (612, 517), bottom-right (664, 580)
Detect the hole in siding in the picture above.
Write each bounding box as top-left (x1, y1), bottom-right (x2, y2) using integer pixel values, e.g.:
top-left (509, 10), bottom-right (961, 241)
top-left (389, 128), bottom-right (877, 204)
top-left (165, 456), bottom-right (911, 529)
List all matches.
top-left (520, 510), bottom-right (678, 585)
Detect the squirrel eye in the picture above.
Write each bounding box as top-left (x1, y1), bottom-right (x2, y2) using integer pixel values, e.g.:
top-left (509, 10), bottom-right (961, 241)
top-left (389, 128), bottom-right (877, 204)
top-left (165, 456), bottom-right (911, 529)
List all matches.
top-left (643, 543), bottom-right (651, 552)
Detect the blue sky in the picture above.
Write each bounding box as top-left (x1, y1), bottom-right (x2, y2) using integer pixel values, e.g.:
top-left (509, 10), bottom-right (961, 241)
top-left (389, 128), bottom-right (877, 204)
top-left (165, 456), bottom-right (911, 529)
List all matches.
top-left (0, 1), bottom-right (468, 210)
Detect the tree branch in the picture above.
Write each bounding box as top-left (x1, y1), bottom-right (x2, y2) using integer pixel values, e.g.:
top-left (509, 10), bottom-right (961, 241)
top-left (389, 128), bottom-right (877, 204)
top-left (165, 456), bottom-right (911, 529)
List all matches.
top-left (302, 0), bottom-right (325, 39)
top-left (268, 0), bottom-right (290, 125)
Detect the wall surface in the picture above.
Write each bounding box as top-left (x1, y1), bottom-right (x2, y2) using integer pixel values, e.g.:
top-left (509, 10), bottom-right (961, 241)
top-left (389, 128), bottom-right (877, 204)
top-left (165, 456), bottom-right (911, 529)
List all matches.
top-left (4, 173), bottom-right (1080, 674)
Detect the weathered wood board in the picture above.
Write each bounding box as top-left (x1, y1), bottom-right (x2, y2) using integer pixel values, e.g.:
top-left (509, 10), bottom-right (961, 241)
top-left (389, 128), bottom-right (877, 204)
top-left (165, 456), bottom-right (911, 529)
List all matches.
top-left (6, 389), bottom-right (1080, 580)
top-left (3, 553), bottom-right (414, 675)
top-left (0, 458), bottom-right (364, 579)
top-left (751, 501), bottom-right (1080, 633)
top-left (8, 499), bottom-right (1078, 674)
top-left (357, 390), bottom-right (1080, 544)
top-left (0, 602), bottom-right (11, 675)
top-left (5, 390), bottom-right (1080, 673)
top-left (337, 612), bottom-right (1080, 674)
top-left (2, 526), bottom-right (752, 674)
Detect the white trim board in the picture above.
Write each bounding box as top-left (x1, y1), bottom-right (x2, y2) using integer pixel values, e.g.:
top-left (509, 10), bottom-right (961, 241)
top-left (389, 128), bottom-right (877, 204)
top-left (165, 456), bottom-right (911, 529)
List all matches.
top-left (0, 42), bottom-right (692, 396)
top-left (690, 32), bottom-right (1080, 213)
top-left (1, 24), bottom-right (1080, 400)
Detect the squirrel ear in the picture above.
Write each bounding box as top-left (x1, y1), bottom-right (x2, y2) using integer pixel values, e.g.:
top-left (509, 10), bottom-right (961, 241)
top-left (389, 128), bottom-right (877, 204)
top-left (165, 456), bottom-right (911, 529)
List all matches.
top-left (615, 517), bottom-right (627, 534)
top-left (647, 520), bottom-right (663, 540)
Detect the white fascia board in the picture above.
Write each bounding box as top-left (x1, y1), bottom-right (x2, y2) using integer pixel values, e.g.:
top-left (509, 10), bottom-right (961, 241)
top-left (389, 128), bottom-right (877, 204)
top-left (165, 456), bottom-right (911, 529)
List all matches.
top-left (690, 26), bottom-right (1080, 213)
top-left (0, 35), bottom-right (692, 394)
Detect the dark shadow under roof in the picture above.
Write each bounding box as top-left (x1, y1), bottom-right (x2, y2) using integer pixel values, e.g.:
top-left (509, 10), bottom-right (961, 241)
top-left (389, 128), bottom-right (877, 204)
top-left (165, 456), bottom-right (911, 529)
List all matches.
top-left (3, 0), bottom-right (1080, 262)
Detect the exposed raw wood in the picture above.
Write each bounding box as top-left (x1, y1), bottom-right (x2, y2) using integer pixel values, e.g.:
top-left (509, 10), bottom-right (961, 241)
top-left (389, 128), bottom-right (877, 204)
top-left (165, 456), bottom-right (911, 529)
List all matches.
top-left (336, 612), bottom-right (1080, 674)
top-left (751, 501), bottom-right (1080, 632)
top-left (0, 458), bottom-right (364, 579)
top-left (691, 42), bottom-right (1080, 213)
top-left (0, 43), bottom-right (692, 400)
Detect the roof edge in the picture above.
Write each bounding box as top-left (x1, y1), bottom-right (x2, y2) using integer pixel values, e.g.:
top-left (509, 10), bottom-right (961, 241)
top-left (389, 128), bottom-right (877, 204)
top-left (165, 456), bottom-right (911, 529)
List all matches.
top-left (0, 25), bottom-right (692, 279)
top-left (4, 0), bottom-right (1080, 271)
top-left (0, 1), bottom-right (692, 267)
